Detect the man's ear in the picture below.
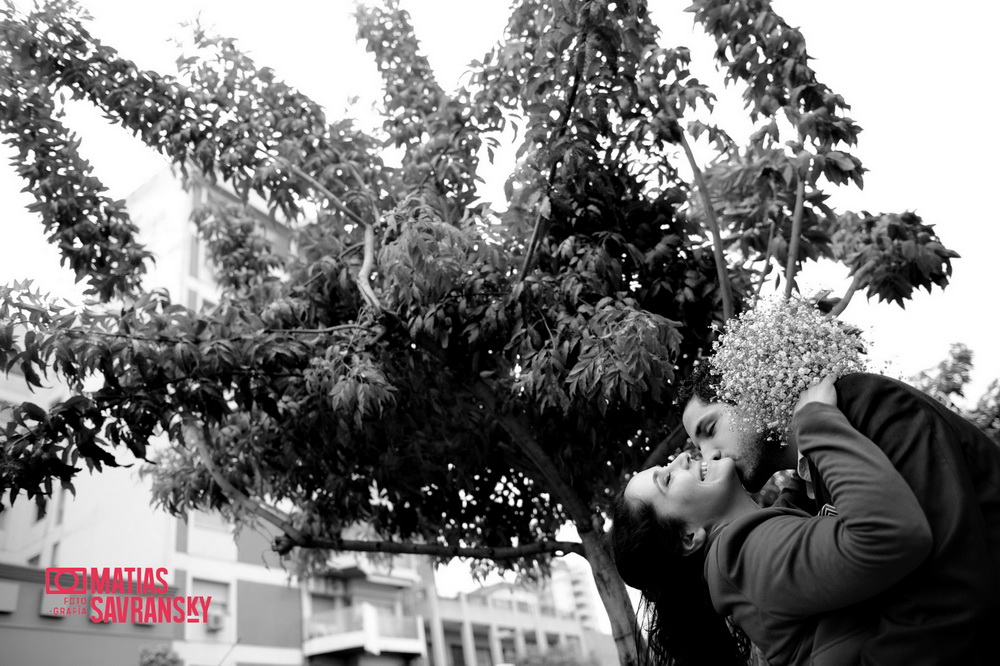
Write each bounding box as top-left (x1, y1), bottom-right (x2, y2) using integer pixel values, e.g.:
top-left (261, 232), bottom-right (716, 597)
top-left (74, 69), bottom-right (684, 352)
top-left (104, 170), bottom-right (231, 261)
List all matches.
top-left (680, 527), bottom-right (707, 556)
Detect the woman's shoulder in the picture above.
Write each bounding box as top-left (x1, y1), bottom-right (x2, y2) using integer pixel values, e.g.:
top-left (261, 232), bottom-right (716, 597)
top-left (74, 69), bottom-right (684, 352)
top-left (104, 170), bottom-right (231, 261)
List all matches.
top-left (708, 507), bottom-right (811, 564)
top-left (705, 508), bottom-right (812, 616)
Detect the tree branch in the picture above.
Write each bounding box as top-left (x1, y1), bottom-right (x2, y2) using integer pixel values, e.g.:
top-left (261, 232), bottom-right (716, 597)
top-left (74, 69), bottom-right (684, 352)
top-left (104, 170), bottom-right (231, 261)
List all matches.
top-left (262, 152), bottom-right (382, 313)
top-left (783, 177), bottom-right (806, 300)
top-left (272, 324), bottom-right (371, 335)
top-left (641, 423), bottom-right (687, 470)
top-left (356, 222), bottom-right (382, 313)
top-left (754, 219), bottom-right (777, 300)
top-left (829, 272), bottom-right (862, 317)
top-left (264, 152), bottom-right (370, 228)
top-left (290, 536), bottom-right (585, 559)
top-left (518, 45), bottom-right (584, 282)
top-left (466, 379), bottom-right (595, 529)
top-left (60, 324), bottom-right (368, 343)
top-left (381, 309), bottom-right (594, 530)
top-left (194, 423), bottom-right (307, 544)
top-left (678, 130), bottom-right (734, 322)
top-left (194, 420), bottom-right (583, 560)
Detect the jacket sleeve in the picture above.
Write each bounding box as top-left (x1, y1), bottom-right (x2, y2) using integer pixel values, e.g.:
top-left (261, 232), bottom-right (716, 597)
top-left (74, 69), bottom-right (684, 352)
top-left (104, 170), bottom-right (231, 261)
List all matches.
top-left (835, 373), bottom-right (999, 664)
top-left (718, 402), bottom-right (932, 617)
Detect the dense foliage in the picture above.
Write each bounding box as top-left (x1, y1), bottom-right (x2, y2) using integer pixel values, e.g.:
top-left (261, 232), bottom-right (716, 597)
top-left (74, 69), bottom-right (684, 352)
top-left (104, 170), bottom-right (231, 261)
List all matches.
top-left (911, 343), bottom-right (1000, 443)
top-left (0, 1), bottom-right (962, 662)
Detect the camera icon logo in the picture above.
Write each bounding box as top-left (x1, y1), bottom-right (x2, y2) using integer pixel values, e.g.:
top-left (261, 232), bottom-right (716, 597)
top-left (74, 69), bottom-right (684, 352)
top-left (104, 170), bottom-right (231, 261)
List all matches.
top-left (45, 568), bottom-right (87, 594)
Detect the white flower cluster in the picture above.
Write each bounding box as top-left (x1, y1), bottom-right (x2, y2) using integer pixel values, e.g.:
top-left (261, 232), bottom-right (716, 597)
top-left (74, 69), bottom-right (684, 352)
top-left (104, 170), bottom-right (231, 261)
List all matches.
top-left (710, 296), bottom-right (868, 442)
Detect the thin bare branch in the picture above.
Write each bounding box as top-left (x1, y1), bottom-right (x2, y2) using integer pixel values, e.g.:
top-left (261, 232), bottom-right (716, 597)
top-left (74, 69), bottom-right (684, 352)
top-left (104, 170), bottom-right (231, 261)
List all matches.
top-left (467, 379), bottom-right (595, 529)
top-left (641, 423), bottom-right (687, 470)
top-left (754, 219), bottom-right (777, 300)
top-left (56, 324), bottom-right (367, 344)
top-left (678, 130), bottom-right (734, 322)
top-left (293, 536), bottom-right (585, 559)
top-left (829, 272), bottom-right (862, 317)
top-left (194, 423), bottom-right (307, 543)
top-left (274, 324), bottom-right (370, 335)
top-left (518, 43), bottom-right (584, 282)
top-left (783, 178), bottom-right (806, 300)
top-left (263, 151), bottom-right (370, 228)
top-left (356, 223), bottom-right (382, 313)
top-left (194, 423), bottom-right (582, 560)
top-left (382, 308), bottom-right (595, 531)
top-left (259, 151), bottom-right (382, 312)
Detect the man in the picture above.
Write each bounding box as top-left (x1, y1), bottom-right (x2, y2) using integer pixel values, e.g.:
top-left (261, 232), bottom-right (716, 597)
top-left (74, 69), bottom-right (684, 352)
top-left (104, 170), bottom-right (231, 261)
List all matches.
top-left (679, 366), bottom-right (1000, 665)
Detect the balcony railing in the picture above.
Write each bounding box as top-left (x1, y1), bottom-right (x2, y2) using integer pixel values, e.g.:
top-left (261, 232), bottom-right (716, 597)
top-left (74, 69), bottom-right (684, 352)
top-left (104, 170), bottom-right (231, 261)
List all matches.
top-left (376, 610), bottom-right (421, 640)
top-left (432, 596), bottom-right (580, 630)
top-left (304, 603), bottom-right (425, 658)
top-left (308, 607), bottom-right (365, 638)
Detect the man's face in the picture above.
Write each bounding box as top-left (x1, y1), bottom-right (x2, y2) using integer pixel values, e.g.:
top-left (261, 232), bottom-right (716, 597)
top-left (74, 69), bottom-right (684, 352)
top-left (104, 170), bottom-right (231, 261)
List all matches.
top-left (681, 397), bottom-right (785, 493)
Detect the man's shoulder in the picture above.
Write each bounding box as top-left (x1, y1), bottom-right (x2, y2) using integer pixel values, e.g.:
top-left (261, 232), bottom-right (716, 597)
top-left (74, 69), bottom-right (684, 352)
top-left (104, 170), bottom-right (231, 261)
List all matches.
top-left (838, 372), bottom-right (912, 393)
top-left (836, 372), bottom-right (925, 410)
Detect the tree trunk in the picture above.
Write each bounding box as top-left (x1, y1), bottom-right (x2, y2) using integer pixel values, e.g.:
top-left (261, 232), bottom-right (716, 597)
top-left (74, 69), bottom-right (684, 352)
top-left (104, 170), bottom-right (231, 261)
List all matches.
top-left (579, 527), bottom-right (640, 666)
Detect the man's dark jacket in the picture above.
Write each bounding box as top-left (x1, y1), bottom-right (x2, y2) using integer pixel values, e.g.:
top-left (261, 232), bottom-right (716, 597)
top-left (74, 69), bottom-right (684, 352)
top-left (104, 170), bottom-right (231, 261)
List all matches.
top-left (779, 372), bottom-right (1000, 665)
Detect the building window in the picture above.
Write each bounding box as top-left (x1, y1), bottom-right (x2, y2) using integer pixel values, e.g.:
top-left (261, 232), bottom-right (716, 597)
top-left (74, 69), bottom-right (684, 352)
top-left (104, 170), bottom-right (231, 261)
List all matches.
top-left (192, 510), bottom-right (229, 532)
top-left (50, 542), bottom-right (59, 567)
top-left (191, 578), bottom-right (229, 616)
top-left (310, 593), bottom-right (340, 617)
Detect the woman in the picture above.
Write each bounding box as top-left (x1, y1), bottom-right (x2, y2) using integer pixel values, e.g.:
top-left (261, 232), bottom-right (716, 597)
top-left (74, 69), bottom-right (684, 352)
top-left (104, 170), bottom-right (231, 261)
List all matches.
top-left (611, 376), bottom-right (932, 666)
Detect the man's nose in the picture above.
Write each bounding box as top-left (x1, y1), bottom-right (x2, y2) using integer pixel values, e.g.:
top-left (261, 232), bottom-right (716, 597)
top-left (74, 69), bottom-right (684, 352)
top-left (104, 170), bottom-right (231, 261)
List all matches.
top-left (698, 445), bottom-right (722, 461)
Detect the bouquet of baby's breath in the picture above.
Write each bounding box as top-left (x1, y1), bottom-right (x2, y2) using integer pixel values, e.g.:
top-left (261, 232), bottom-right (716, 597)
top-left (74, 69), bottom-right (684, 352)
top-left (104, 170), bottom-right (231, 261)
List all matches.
top-left (709, 296), bottom-right (867, 442)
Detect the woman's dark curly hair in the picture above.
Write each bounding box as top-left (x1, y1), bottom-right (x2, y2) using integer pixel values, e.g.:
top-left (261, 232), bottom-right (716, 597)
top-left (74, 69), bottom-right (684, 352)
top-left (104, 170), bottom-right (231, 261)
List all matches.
top-left (611, 488), bottom-right (752, 666)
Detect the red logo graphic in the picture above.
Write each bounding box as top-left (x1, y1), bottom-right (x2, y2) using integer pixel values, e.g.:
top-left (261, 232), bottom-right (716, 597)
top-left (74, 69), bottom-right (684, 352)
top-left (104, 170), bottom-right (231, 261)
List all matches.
top-left (41, 567), bottom-right (212, 624)
top-left (45, 568), bottom-right (87, 594)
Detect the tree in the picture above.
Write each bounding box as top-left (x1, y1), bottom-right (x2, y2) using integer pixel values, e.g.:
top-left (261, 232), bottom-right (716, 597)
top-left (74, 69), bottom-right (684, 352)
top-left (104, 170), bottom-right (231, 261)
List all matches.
top-left (0, 1), bottom-right (961, 663)
top-left (911, 343), bottom-right (1000, 443)
top-left (139, 644), bottom-right (182, 666)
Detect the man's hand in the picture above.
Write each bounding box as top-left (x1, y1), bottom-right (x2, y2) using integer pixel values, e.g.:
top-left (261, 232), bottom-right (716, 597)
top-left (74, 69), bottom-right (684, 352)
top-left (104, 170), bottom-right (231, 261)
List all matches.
top-left (793, 374), bottom-right (838, 415)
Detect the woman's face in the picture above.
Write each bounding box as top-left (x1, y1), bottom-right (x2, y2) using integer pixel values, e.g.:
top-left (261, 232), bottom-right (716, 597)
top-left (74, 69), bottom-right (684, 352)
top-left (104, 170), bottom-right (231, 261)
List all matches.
top-left (624, 453), bottom-right (743, 529)
top-left (682, 397), bottom-right (784, 493)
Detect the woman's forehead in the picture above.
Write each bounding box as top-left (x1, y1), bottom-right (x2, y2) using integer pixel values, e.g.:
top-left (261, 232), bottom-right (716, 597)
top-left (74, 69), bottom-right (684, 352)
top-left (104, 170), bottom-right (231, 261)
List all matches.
top-left (624, 467), bottom-right (653, 499)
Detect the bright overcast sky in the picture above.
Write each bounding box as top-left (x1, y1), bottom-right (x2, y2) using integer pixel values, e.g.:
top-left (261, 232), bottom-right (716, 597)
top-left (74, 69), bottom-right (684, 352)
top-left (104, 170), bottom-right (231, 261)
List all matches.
top-left (2, 0), bottom-right (998, 404)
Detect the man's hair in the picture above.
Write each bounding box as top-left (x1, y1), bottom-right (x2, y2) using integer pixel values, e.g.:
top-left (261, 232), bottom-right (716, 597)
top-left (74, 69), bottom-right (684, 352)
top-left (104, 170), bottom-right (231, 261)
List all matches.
top-left (675, 363), bottom-right (724, 408)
